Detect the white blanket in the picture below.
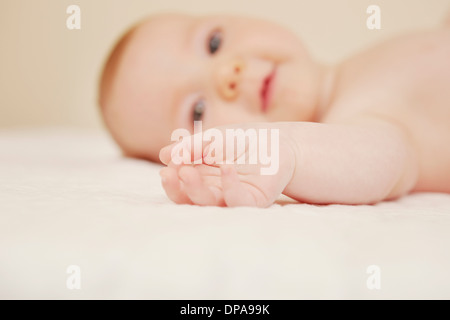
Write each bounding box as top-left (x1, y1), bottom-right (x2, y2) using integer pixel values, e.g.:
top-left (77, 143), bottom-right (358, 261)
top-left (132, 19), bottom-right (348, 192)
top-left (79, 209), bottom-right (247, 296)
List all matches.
top-left (0, 127), bottom-right (449, 299)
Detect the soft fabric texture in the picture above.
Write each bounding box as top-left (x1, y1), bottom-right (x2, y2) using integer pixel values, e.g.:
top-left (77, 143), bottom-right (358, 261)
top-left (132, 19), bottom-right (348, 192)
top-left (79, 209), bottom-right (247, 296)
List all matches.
top-left (0, 127), bottom-right (449, 299)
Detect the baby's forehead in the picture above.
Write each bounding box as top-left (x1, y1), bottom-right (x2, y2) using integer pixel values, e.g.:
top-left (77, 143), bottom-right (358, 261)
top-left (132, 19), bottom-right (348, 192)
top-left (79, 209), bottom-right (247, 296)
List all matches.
top-left (122, 14), bottom-right (195, 83)
top-left (121, 14), bottom-right (197, 67)
top-left (134, 13), bottom-right (196, 39)
top-left (121, 14), bottom-right (199, 86)
top-left (112, 15), bottom-right (195, 145)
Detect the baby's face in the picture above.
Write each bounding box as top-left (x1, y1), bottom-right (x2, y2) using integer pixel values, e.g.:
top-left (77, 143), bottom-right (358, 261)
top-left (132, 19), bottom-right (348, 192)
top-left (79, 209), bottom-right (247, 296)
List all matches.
top-left (103, 13), bottom-right (323, 161)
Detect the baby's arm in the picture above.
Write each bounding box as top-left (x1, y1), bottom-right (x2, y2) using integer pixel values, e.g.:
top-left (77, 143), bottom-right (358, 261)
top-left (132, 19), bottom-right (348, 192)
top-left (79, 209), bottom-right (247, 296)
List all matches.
top-left (279, 119), bottom-right (418, 204)
top-left (159, 119), bottom-right (419, 206)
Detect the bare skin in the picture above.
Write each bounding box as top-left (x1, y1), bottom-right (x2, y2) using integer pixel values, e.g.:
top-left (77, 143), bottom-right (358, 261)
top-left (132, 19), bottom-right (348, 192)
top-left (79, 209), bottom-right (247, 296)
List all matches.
top-left (100, 13), bottom-right (450, 207)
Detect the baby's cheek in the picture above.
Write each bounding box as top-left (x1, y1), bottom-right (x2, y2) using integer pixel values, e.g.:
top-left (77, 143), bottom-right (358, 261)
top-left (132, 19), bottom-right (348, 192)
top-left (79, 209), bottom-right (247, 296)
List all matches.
top-left (208, 105), bottom-right (268, 128)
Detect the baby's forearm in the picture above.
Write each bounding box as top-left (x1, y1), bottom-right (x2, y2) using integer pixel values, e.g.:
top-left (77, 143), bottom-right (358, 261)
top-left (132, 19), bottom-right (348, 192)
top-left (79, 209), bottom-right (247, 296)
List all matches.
top-left (278, 121), bottom-right (419, 204)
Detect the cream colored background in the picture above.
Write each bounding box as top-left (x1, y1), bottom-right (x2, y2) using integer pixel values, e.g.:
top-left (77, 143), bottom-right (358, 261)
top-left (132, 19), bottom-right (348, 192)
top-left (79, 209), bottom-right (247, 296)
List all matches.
top-left (1, 0), bottom-right (448, 130)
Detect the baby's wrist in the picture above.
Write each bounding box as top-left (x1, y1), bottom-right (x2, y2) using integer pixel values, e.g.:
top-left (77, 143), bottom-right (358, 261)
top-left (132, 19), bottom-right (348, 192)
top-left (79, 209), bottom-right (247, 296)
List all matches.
top-left (275, 123), bottom-right (297, 188)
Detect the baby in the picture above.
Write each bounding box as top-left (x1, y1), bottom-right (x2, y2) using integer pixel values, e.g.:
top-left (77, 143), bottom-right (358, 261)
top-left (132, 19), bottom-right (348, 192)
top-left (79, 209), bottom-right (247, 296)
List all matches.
top-left (99, 13), bottom-right (450, 207)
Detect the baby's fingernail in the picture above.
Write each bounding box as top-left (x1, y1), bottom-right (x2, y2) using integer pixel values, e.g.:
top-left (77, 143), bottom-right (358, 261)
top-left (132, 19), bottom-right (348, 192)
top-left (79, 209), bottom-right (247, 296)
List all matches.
top-left (159, 170), bottom-right (168, 183)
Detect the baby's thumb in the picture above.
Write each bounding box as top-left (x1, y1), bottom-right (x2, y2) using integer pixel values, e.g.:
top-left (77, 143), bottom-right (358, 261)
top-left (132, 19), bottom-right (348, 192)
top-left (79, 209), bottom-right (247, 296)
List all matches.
top-left (159, 143), bottom-right (177, 165)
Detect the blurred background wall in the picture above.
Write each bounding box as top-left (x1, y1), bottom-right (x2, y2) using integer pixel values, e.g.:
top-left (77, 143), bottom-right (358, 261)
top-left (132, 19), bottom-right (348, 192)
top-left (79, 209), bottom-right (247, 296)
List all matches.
top-left (0, 0), bottom-right (448, 130)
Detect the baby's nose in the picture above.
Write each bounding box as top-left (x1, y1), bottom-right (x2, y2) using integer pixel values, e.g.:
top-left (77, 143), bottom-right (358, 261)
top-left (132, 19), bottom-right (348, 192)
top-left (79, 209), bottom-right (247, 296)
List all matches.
top-left (215, 58), bottom-right (245, 100)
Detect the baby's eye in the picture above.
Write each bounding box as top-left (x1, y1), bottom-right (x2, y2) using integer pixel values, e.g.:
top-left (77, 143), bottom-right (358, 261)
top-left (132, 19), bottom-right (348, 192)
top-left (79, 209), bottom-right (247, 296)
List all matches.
top-left (192, 99), bottom-right (205, 122)
top-left (207, 30), bottom-right (222, 55)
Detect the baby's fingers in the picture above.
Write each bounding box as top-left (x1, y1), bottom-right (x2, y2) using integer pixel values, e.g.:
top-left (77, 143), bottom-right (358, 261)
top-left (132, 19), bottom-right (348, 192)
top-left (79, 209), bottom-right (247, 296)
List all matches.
top-left (159, 167), bottom-right (193, 204)
top-left (159, 133), bottom-right (206, 165)
top-left (178, 166), bottom-right (224, 206)
top-left (159, 143), bottom-right (177, 165)
top-left (221, 166), bottom-right (270, 208)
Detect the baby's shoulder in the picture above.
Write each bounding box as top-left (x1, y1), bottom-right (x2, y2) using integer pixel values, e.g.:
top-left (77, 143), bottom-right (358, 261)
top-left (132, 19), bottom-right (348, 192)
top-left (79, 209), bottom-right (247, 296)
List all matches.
top-left (323, 27), bottom-right (450, 123)
top-left (342, 27), bottom-right (449, 83)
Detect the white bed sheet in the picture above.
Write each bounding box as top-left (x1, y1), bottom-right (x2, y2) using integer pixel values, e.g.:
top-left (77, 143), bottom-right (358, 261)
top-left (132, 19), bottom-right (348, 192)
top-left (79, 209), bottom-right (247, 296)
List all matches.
top-left (0, 127), bottom-right (449, 299)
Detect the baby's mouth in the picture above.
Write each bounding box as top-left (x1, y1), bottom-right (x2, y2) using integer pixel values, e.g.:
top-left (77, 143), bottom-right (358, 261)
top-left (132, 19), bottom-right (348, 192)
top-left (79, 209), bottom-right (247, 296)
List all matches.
top-left (260, 66), bottom-right (276, 113)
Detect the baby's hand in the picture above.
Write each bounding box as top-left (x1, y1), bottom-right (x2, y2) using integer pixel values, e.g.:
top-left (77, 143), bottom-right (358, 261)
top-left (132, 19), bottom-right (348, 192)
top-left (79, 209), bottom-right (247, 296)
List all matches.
top-left (159, 123), bottom-right (295, 207)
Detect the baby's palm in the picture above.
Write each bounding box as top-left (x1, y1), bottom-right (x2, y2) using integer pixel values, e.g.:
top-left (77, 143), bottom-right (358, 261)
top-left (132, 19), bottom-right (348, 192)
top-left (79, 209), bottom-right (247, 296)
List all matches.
top-left (159, 124), bottom-right (294, 207)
